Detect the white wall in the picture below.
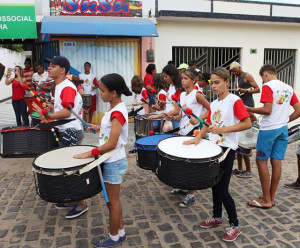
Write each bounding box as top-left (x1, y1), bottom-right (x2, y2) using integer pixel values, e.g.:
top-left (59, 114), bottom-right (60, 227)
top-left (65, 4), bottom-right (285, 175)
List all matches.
top-left (0, 48), bottom-right (27, 101)
top-left (155, 19), bottom-right (300, 125)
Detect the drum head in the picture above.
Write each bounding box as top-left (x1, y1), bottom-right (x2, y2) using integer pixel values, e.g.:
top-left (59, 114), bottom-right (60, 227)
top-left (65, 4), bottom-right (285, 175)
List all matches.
top-left (135, 134), bottom-right (178, 151)
top-left (33, 146), bottom-right (95, 171)
top-left (157, 136), bottom-right (222, 160)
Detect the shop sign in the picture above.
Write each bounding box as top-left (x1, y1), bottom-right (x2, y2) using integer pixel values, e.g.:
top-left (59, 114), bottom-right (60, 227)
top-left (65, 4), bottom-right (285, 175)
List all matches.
top-left (0, 0), bottom-right (37, 39)
top-left (49, 0), bottom-right (142, 17)
top-left (63, 41), bottom-right (77, 49)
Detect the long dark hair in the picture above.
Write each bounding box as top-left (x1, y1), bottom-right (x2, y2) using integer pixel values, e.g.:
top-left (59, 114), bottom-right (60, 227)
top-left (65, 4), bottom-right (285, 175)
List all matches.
top-left (162, 64), bottom-right (183, 91)
top-left (146, 64), bottom-right (156, 74)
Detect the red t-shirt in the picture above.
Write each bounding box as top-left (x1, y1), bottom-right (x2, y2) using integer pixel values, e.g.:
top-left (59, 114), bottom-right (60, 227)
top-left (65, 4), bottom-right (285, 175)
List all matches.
top-left (12, 79), bottom-right (25, 100)
top-left (144, 73), bottom-right (153, 93)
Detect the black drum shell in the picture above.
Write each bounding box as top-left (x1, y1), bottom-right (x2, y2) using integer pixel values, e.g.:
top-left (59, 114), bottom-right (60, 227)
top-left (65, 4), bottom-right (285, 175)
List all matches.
top-left (33, 166), bottom-right (102, 203)
top-left (1, 127), bottom-right (58, 157)
top-left (136, 149), bottom-right (158, 172)
top-left (156, 146), bottom-right (222, 190)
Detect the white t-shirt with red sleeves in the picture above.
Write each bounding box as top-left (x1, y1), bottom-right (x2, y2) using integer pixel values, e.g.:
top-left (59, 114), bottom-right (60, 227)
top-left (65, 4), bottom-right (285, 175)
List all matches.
top-left (99, 102), bottom-right (128, 163)
top-left (134, 87), bottom-right (148, 115)
top-left (260, 80), bottom-right (299, 130)
top-left (207, 93), bottom-right (249, 150)
top-left (158, 89), bottom-right (167, 101)
top-left (79, 73), bottom-right (98, 96)
top-left (179, 89), bottom-right (204, 135)
top-left (194, 84), bottom-right (204, 93)
top-left (54, 79), bottom-right (83, 131)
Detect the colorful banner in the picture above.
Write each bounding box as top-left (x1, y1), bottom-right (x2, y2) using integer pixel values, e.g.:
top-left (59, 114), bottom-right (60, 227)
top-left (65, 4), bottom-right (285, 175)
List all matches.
top-left (49, 0), bottom-right (142, 17)
top-left (0, 0), bottom-right (37, 39)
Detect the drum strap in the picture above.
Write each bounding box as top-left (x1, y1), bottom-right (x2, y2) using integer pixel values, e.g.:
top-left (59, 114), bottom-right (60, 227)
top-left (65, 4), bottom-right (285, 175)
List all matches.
top-left (217, 147), bottom-right (231, 163)
top-left (79, 147), bottom-right (121, 174)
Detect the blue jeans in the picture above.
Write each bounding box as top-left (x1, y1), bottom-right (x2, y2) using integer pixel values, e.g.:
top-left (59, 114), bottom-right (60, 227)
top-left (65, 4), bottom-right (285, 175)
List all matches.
top-left (12, 99), bottom-right (29, 126)
top-left (148, 93), bottom-right (156, 105)
top-left (213, 148), bottom-right (238, 226)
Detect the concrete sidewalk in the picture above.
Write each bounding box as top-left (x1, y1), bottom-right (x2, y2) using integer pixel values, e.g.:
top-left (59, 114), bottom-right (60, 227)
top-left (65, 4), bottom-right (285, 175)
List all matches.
top-left (0, 101), bottom-right (299, 248)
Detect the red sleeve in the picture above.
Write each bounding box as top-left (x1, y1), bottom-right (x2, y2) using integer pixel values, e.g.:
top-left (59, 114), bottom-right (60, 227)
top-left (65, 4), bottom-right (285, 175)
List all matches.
top-left (159, 94), bottom-right (166, 101)
top-left (233, 99), bottom-right (250, 120)
top-left (290, 92), bottom-right (299, 106)
top-left (260, 85), bottom-right (273, 103)
top-left (60, 87), bottom-right (76, 107)
top-left (174, 90), bottom-right (182, 101)
top-left (93, 77), bottom-right (98, 86)
top-left (77, 84), bottom-right (83, 91)
top-left (206, 108), bottom-right (212, 124)
top-left (142, 90), bottom-right (148, 99)
top-left (110, 111), bottom-right (126, 126)
top-left (194, 85), bottom-right (199, 90)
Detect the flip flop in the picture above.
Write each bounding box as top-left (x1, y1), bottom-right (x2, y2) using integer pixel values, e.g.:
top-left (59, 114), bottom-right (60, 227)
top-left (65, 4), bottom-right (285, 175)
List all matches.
top-left (247, 200), bottom-right (272, 209)
top-left (258, 196), bottom-right (276, 207)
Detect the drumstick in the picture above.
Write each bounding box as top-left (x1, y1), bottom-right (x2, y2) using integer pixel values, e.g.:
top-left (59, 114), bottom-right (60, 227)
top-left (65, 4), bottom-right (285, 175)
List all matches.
top-left (42, 109), bottom-right (59, 142)
top-left (91, 148), bottom-right (109, 203)
top-left (148, 131), bottom-right (155, 136)
top-left (185, 108), bottom-right (222, 137)
top-left (61, 102), bottom-right (97, 134)
top-left (141, 98), bottom-right (150, 106)
top-left (171, 95), bottom-right (190, 118)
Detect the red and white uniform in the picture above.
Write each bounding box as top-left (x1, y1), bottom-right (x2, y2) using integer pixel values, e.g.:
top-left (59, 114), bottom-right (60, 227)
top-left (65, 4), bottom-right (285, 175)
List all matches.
top-left (158, 89), bottom-right (167, 102)
top-left (260, 80), bottom-right (299, 130)
top-left (134, 87), bottom-right (148, 115)
top-left (194, 84), bottom-right (204, 93)
top-left (179, 89), bottom-right (204, 135)
top-left (207, 94), bottom-right (249, 150)
top-left (99, 102), bottom-right (128, 163)
top-left (79, 73), bottom-right (97, 96)
top-left (165, 85), bottom-right (181, 113)
top-left (54, 79), bottom-right (83, 131)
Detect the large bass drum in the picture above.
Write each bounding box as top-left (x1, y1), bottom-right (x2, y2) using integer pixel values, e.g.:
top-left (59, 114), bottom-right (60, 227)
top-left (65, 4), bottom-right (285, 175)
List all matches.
top-left (32, 146), bottom-right (102, 203)
top-left (156, 136), bottom-right (223, 190)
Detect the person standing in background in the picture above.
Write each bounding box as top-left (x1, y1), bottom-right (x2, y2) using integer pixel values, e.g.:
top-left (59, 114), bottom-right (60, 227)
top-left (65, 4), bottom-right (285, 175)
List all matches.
top-left (144, 64), bottom-right (157, 106)
top-left (23, 58), bottom-right (34, 90)
top-left (79, 62), bottom-right (98, 124)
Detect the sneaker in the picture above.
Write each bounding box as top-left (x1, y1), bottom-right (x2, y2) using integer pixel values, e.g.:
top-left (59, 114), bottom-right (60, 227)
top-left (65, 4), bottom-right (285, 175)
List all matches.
top-left (55, 202), bottom-right (74, 209)
top-left (284, 181), bottom-right (300, 189)
top-left (237, 171), bottom-right (252, 178)
top-left (119, 234), bottom-right (127, 242)
top-left (171, 189), bottom-right (189, 195)
top-left (179, 196), bottom-right (196, 208)
top-left (93, 236), bottom-right (121, 247)
top-left (222, 226), bottom-right (242, 242)
top-left (65, 204), bottom-right (88, 219)
top-left (232, 169), bottom-right (244, 175)
top-left (199, 218), bottom-right (223, 228)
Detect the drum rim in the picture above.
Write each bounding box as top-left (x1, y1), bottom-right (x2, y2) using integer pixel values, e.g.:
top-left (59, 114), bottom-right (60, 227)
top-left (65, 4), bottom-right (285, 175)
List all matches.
top-left (134, 134), bottom-right (178, 150)
top-left (156, 136), bottom-right (223, 163)
top-left (32, 145), bottom-right (97, 173)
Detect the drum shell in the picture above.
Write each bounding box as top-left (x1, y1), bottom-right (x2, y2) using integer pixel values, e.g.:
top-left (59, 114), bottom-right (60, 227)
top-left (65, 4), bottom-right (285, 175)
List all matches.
top-left (156, 147), bottom-right (222, 190)
top-left (33, 166), bottom-right (102, 203)
top-left (135, 114), bottom-right (165, 137)
top-left (1, 127), bottom-right (58, 157)
top-left (83, 95), bottom-right (92, 108)
top-left (134, 115), bottom-right (144, 136)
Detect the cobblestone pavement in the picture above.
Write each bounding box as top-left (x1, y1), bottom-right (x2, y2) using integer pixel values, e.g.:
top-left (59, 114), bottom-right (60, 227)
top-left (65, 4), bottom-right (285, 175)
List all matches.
top-left (0, 101), bottom-right (299, 248)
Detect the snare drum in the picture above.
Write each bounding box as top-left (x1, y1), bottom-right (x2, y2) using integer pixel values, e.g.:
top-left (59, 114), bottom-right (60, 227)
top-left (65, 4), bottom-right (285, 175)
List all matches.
top-left (1, 127), bottom-right (58, 157)
top-left (134, 134), bottom-right (178, 171)
top-left (288, 124), bottom-right (300, 144)
top-left (238, 125), bottom-right (259, 149)
top-left (32, 146), bottom-right (102, 203)
top-left (134, 114), bottom-right (165, 138)
top-left (156, 136), bottom-right (223, 190)
top-left (82, 94), bottom-right (92, 109)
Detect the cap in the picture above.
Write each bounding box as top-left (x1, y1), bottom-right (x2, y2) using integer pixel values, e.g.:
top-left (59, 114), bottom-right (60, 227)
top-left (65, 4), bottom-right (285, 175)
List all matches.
top-left (229, 62), bottom-right (241, 70)
top-left (201, 72), bottom-right (211, 84)
top-left (195, 68), bottom-right (202, 74)
top-left (188, 60), bottom-right (197, 66)
top-left (177, 63), bottom-right (189, 70)
top-left (44, 56), bottom-right (70, 73)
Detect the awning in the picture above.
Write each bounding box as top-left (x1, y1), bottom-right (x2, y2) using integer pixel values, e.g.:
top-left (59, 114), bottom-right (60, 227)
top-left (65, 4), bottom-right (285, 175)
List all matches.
top-left (41, 16), bottom-right (158, 37)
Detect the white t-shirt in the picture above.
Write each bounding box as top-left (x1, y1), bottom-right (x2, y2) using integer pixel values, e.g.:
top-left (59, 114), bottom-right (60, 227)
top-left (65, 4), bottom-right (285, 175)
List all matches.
top-left (32, 71), bottom-right (48, 93)
top-left (54, 79), bottom-right (83, 131)
top-left (207, 93), bottom-right (249, 150)
top-left (79, 73), bottom-right (97, 96)
top-left (259, 80), bottom-right (299, 130)
top-left (179, 89), bottom-right (204, 135)
top-left (165, 85), bottom-right (177, 112)
top-left (99, 102), bottom-right (128, 163)
top-left (133, 88), bottom-right (148, 115)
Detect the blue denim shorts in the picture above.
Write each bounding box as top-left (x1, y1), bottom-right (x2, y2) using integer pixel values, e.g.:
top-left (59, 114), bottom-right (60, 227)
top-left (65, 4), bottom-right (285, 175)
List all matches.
top-left (256, 125), bottom-right (288, 161)
top-left (103, 158), bottom-right (128, 184)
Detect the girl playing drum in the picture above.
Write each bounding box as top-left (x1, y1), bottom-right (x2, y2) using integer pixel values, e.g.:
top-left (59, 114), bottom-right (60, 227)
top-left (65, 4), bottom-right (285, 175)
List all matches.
top-left (75, 73), bottom-right (132, 247)
top-left (184, 67), bottom-right (251, 242)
